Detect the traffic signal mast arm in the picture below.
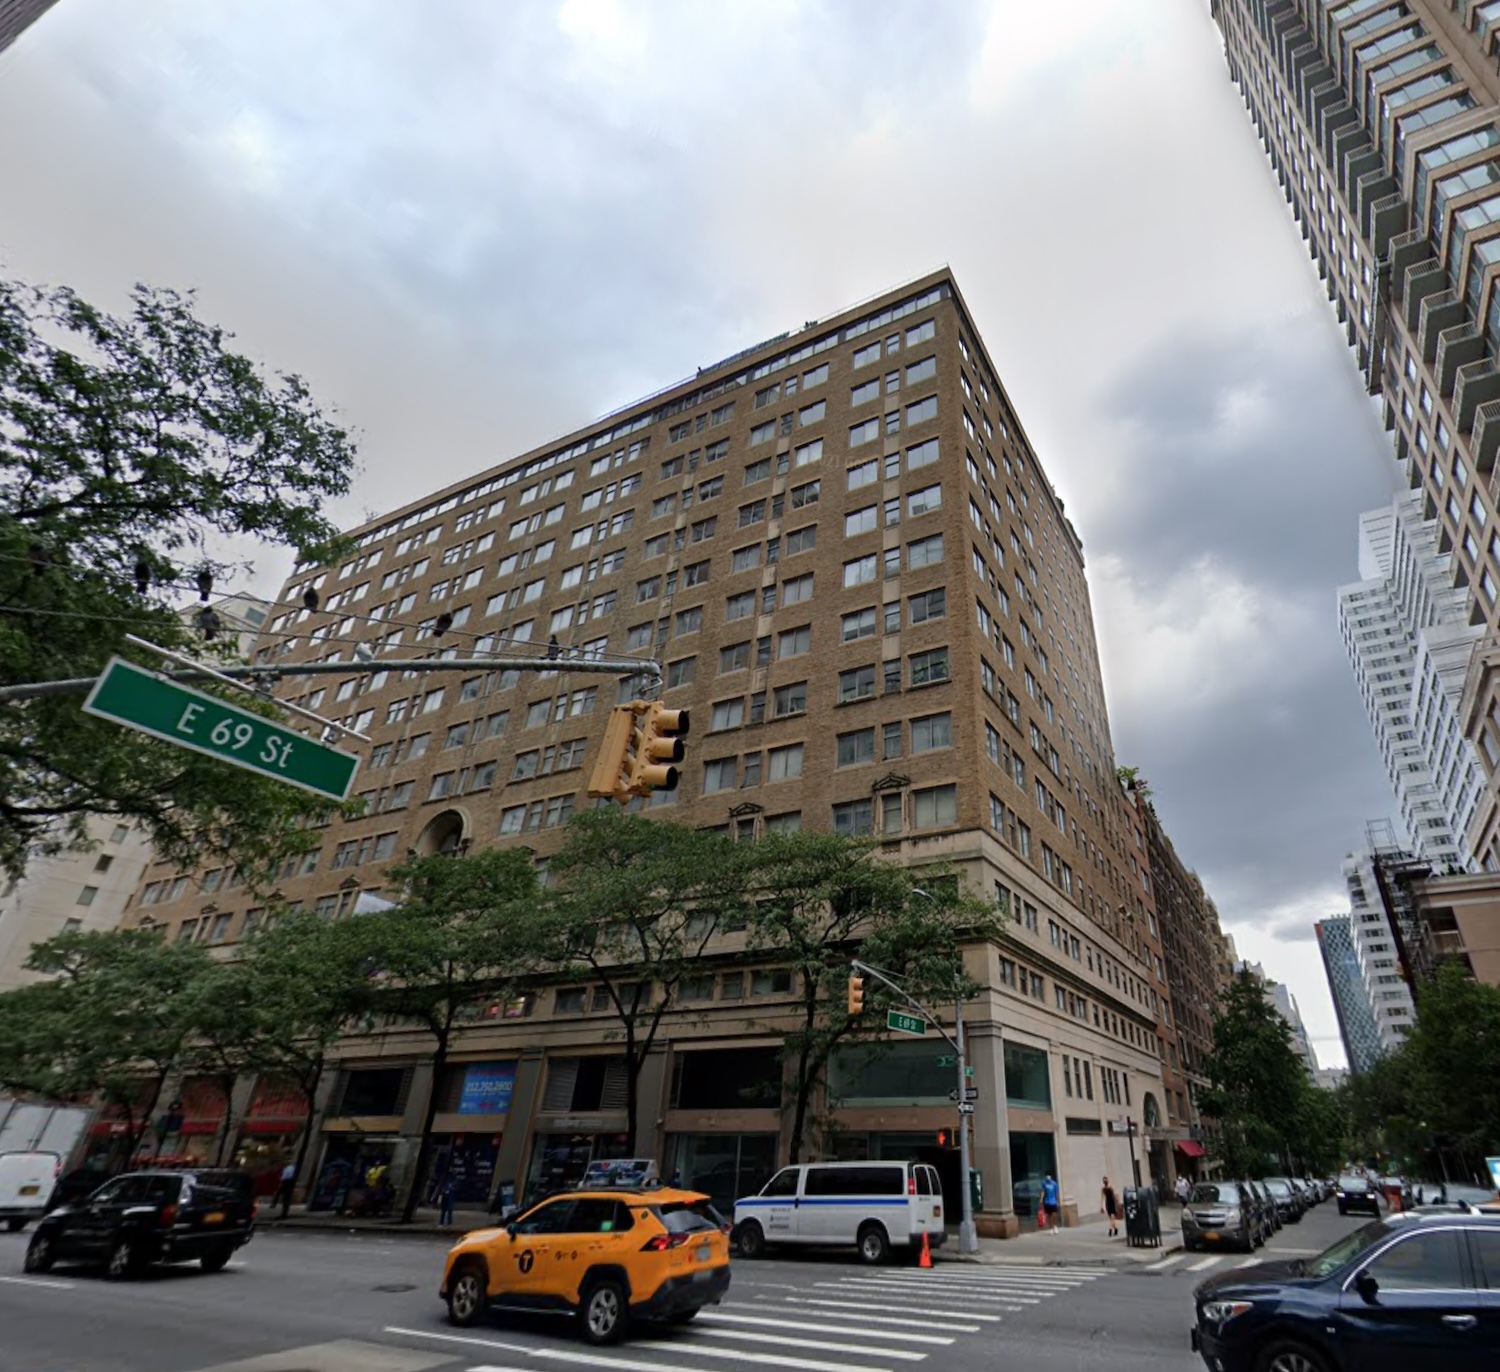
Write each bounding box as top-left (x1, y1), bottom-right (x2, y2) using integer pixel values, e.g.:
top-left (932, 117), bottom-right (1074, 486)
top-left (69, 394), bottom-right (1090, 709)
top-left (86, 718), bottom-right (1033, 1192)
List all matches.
top-left (847, 957), bottom-right (960, 1054)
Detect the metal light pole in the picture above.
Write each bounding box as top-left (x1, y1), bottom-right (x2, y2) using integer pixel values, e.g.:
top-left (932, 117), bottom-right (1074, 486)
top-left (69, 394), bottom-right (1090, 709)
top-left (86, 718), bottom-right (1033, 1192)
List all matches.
top-left (953, 993), bottom-right (979, 1256)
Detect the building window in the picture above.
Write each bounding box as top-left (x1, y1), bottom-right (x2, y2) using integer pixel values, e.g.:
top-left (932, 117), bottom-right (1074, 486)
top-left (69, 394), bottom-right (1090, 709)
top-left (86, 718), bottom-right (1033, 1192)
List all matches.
top-left (75, 885), bottom-right (98, 907)
top-left (702, 758), bottom-right (737, 793)
top-left (911, 712), bottom-right (952, 753)
top-left (768, 744), bottom-right (804, 781)
top-left (836, 728), bottom-right (876, 767)
top-left (839, 665), bottom-right (876, 703)
top-left (909, 648), bottom-right (949, 686)
top-left (912, 784), bottom-right (957, 829)
top-left (833, 798), bottom-right (874, 836)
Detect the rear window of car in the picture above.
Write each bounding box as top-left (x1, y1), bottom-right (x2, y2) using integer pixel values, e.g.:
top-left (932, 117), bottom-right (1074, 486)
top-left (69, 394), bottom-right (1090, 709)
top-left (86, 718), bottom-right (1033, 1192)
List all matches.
top-left (1190, 1183), bottom-right (1240, 1204)
top-left (652, 1200), bottom-right (725, 1235)
top-left (805, 1166), bottom-right (904, 1197)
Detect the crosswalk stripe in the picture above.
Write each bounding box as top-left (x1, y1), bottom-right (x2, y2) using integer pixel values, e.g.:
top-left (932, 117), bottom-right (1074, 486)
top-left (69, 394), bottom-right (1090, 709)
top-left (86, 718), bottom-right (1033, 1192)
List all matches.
top-left (1186, 1257), bottom-right (1223, 1272)
top-left (774, 1296), bottom-right (994, 1326)
top-left (901, 1269), bottom-right (1097, 1285)
top-left (1236, 1257), bottom-right (1261, 1269)
top-left (845, 1273), bottom-right (1082, 1293)
top-left (694, 1327), bottom-right (928, 1360)
top-left (700, 1312), bottom-right (953, 1346)
top-left (384, 1326), bottom-right (892, 1372)
top-left (1149, 1254), bottom-right (1184, 1270)
top-left (820, 1280), bottom-right (1038, 1306)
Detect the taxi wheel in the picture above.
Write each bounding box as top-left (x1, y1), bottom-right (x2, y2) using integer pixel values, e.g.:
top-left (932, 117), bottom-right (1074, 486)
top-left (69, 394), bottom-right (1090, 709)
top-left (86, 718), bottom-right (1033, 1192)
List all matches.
top-left (447, 1261), bottom-right (487, 1328)
top-left (580, 1278), bottom-right (628, 1346)
top-left (735, 1221), bottom-right (765, 1260)
top-left (1256, 1339), bottom-right (1331, 1372)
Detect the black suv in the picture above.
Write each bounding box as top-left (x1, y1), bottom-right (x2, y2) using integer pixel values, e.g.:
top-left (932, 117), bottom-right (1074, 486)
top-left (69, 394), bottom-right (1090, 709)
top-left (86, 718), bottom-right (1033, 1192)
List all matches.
top-left (1192, 1210), bottom-right (1500, 1372)
top-left (1335, 1173), bottom-right (1382, 1219)
top-left (23, 1169), bottom-right (255, 1279)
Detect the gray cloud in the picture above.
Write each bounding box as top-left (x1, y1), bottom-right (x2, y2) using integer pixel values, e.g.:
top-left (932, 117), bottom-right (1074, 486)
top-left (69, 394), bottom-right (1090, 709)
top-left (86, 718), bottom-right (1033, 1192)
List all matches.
top-left (0, 0), bottom-right (1397, 1065)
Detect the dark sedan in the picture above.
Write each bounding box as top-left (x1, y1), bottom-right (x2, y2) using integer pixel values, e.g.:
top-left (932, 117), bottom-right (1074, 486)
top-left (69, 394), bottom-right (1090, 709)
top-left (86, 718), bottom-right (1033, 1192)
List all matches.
top-left (1335, 1173), bottom-right (1382, 1219)
top-left (1191, 1210), bottom-right (1500, 1372)
top-left (23, 1169), bottom-right (255, 1279)
top-left (1263, 1178), bottom-right (1302, 1224)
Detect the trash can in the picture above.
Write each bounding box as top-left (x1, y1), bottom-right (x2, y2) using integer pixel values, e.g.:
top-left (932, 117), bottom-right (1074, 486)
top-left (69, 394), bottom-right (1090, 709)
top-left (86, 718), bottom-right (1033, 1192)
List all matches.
top-left (1123, 1186), bottom-right (1162, 1248)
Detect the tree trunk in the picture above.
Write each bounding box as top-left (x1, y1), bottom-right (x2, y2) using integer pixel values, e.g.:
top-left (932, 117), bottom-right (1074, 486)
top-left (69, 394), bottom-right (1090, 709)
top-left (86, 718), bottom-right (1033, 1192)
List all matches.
top-left (402, 1031), bottom-right (449, 1224)
top-left (787, 993), bottom-right (820, 1164)
top-left (621, 1019), bottom-right (640, 1158)
top-left (289, 1060), bottom-right (324, 1202)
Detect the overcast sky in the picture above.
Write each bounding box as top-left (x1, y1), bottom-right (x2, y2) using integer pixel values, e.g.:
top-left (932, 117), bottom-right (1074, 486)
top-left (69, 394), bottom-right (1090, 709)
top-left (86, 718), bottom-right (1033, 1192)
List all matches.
top-left (0, 0), bottom-right (1405, 1069)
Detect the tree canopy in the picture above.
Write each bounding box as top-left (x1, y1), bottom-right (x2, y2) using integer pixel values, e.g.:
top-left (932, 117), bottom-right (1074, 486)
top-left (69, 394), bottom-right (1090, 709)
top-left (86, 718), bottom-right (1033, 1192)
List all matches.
top-left (0, 277), bottom-right (359, 880)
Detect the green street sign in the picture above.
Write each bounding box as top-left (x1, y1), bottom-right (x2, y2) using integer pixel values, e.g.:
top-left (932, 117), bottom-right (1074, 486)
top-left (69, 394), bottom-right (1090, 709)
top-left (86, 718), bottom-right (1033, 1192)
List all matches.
top-left (937, 1055), bottom-right (956, 1067)
top-left (83, 657), bottom-right (359, 801)
top-left (887, 1009), bottom-right (926, 1036)
top-left (965, 1065), bottom-right (975, 1078)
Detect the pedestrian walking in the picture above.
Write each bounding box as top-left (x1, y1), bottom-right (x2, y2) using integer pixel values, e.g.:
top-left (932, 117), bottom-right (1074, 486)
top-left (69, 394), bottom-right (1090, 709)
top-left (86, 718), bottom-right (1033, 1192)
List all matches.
top-left (1101, 1176), bottom-right (1121, 1237)
top-left (1176, 1174), bottom-right (1192, 1205)
top-left (274, 1160), bottom-right (296, 1219)
top-left (1041, 1174), bottom-right (1061, 1233)
top-left (439, 1173), bottom-right (456, 1228)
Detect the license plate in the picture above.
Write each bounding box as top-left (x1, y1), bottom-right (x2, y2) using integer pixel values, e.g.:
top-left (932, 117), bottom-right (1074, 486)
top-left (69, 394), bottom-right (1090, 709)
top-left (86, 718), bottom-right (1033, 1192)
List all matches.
top-left (693, 1243), bottom-right (711, 1263)
top-left (1204, 1231), bottom-right (1220, 1242)
top-left (203, 1211), bottom-right (225, 1224)
top-left (18, 1185), bottom-right (39, 1197)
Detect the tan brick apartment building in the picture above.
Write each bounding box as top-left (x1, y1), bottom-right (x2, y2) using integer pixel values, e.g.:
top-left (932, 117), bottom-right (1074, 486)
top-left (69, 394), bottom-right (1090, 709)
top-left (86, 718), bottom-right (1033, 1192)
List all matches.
top-left (124, 271), bottom-right (1196, 1229)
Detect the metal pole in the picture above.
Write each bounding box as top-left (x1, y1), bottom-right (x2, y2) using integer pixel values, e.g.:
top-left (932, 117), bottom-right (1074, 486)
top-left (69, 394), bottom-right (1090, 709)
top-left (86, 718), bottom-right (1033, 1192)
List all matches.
top-left (1127, 1119), bottom-right (1141, 1189)
top-left (955, 996), bottom-right (978, 1256)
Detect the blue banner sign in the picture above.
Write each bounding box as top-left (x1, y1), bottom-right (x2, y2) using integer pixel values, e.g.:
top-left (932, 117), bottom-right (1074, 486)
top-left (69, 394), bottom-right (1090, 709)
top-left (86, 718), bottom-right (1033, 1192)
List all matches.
top-left (458, 1062), bottom-right (516, 1116)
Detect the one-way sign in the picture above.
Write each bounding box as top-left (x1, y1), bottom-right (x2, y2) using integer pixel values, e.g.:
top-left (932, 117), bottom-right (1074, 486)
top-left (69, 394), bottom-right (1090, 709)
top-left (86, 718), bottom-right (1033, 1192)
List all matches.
top-left (948, 1087), bottom-right (980, 1103)
top-left (957, 1102), bottom-right (976, 1115)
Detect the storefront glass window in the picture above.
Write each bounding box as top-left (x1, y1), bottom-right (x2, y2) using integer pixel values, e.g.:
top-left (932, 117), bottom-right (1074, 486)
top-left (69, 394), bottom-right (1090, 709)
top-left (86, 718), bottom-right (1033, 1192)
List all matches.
top-left (1003, 1042), bottom-right (1051, 1110)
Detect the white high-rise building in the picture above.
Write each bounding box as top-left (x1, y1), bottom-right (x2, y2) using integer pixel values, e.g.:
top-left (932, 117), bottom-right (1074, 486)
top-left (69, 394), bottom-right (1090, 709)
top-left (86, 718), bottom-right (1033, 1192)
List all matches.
top-left (1342, 851), bottom-right (1416, 1056)
top-left (1337, 494), bottom-right (1483, 872)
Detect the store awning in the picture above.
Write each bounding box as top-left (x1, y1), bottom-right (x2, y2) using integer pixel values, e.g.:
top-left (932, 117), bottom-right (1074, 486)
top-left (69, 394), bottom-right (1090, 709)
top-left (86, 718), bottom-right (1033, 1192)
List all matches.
top-left (1174, 1139), bottom-right (1206, 1158)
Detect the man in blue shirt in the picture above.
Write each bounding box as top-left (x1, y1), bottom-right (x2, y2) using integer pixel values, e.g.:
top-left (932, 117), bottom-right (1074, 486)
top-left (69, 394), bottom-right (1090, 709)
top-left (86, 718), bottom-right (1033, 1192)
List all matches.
top-left (1041, 1174), bottom-right (1060, 1232)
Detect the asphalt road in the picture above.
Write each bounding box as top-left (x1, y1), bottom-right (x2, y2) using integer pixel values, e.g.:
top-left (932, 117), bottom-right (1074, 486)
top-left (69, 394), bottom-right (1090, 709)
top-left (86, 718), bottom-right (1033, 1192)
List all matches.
top-left (0, 1202), bottom-right (1370, 1372)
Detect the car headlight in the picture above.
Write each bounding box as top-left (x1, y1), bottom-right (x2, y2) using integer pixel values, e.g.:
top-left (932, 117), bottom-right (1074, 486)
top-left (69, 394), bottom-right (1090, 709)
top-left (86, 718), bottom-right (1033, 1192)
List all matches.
top-left (1222, 1208), bottom-right (1241, 1223)
top-left (1202, 1300), bottom-right (1253, 1325)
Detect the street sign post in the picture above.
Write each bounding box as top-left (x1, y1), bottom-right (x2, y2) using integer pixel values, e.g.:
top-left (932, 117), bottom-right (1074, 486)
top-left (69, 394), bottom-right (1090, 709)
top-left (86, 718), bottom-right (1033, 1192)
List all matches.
top-left (83, 657), bottom-right (359, 801)
top-left (886, 1009), bottom-right (926, 1036)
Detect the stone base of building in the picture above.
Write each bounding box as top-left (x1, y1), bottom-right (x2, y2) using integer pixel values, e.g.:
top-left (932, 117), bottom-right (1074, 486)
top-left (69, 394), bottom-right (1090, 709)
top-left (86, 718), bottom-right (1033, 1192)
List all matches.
top-left (977, 1211), bottom-right (1021, 1239)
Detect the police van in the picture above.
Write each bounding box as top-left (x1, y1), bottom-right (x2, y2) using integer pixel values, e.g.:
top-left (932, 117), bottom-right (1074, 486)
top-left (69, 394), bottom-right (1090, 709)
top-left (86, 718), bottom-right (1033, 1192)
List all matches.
top-left (732, 1160), bottom-right (945, 1264)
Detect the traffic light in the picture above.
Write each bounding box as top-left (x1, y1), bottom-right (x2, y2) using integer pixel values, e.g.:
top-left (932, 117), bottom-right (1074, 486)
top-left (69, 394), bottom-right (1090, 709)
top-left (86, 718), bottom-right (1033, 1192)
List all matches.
top-left (847, 973), bottom-right (865, 1016)
top-left (936, 1128), bottom-right (950, 1148)
top-left (587, 701), bottom-right (692, 804)
top-left (586, 704), bottom-right (643, 802)
top-left (627, 702), bottom-right (689, 795)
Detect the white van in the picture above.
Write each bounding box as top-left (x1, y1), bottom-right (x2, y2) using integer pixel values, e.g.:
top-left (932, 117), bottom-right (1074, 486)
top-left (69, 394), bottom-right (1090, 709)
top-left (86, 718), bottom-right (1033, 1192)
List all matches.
top-left (0, 1151), bottom-right (62, 1232)
top-left (732, 1160), bottom-right (946, 1264)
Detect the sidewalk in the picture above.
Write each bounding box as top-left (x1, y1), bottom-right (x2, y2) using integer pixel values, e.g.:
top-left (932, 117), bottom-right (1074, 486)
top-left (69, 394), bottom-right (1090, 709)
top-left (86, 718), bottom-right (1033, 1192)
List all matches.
top-left (258, 1204), bottom-right (470, 1238)
top-left (938, 1208), bottom-right (1183, 1268)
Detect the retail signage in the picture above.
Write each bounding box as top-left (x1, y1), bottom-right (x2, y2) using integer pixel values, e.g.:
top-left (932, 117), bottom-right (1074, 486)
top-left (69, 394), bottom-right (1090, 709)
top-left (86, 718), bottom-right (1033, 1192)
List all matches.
top-left (457, 1062), bottom-right (517, 1116)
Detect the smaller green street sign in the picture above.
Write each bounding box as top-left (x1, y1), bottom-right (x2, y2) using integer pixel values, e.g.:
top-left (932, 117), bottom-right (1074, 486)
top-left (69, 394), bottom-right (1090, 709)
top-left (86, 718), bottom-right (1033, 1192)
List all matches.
top-left (887, 1009), bottom-right (926, 1036)
top-left (936, 1054), bottom-right (956, 1067)
top-left (83, 657), bottom-right (359, 801)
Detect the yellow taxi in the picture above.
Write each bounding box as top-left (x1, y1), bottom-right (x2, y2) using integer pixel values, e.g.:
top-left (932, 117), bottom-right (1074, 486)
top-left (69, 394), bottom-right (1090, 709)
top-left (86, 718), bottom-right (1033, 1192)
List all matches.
top-left (439, 1184), bottom-right (732, 1345)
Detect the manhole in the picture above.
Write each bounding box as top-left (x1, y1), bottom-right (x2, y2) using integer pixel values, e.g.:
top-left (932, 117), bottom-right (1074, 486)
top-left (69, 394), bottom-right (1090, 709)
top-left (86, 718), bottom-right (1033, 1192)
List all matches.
top-left (372, 1282), bottom-right (417, 1292)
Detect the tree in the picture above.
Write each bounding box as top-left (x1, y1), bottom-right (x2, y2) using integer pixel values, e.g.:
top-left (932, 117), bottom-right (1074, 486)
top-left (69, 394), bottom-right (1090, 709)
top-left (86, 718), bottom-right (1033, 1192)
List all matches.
top-left (227, 911), bottom-right (381, 1190)
top-left (742, 833), bottom-right (995, 1162)
top-left (0, 278), bottom-right (358, 881)
top-left (355, 849), bottom-right (544, 1222)
top-left (539, 809), bottom-right (751, 1157)
top-left (1198, 972), bottom-right (1309, 1177)
top-left (6, 928), bottom-right (213, 1161)
top-left (1403, 961), bottom-right (1500, 1174)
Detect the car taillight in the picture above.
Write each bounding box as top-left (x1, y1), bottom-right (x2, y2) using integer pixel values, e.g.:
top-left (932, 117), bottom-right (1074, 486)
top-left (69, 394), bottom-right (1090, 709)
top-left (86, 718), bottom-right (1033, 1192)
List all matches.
top-left (908, 1177), bottom-right (917, 1195)
top-left (159, 1204), bottom-right (178, 1227)
top-left (251, 1202), bottom-right (260, 1221)
top-left (640, 1233), bottom-right (693, 1251)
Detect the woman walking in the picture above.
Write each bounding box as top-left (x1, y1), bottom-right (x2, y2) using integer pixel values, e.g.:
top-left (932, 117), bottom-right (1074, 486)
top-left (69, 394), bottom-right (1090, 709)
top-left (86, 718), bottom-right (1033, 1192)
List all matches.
top-left (1101, 1176), bottom-right (1121, 1237)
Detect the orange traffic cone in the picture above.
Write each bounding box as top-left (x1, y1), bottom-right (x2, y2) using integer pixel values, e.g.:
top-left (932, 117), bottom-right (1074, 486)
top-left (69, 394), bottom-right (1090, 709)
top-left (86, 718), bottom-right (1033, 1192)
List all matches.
top-left (918, 1230), bottom-right (932, 1269)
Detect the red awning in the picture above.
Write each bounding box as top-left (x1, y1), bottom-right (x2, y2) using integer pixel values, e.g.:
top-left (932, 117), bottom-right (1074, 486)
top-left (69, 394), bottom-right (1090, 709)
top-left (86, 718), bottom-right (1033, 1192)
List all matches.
top-left (1174, 1139), bottom-right (1206, 1158)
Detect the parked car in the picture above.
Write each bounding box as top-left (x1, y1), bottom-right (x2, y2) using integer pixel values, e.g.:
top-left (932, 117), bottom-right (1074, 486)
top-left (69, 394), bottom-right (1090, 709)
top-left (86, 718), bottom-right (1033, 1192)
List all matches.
top-left (1242, 1180), bottom-right (1275, 1245)
top-left (1181, 1181), bottom-right (1258, 1254)
top-left (1335, 1173), bottom-right (1382, 1219)
top-left (23, 1168), bottom-right (255, 1278)
top-left (1414, 1182), bottom-right (1500, 1210)
top-left (733, 1160), bottom-right (946, 1264)
top-left (0, 1151), bottom-right (62, 1233)
top-left (1192, 1209), bottom-right (1500, 1372)
top-left (1263, 1177), bottom-right (1303, 1224)
top-left (440, 1184), bottom-right (731, 1345)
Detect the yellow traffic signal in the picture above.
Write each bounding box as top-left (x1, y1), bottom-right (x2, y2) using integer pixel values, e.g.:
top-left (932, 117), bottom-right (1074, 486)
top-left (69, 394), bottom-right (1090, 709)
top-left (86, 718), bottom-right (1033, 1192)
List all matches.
top-left (628, 701), bottom-right (689, 795)
top-left (586, 704), bottom-right (642, 802)
top-left (847, 974), bottom-right (865, 1016)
